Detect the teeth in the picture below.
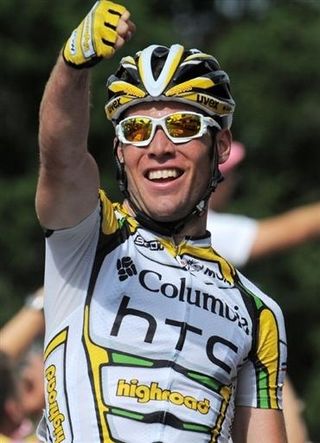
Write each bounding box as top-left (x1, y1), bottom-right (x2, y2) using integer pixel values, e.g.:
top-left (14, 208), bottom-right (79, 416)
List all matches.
top-left (148, 169), bottom-right (179, 180)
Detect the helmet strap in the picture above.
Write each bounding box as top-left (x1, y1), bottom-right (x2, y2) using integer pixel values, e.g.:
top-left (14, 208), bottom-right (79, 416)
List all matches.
top-left (113, 138), bottom-right (128, 197)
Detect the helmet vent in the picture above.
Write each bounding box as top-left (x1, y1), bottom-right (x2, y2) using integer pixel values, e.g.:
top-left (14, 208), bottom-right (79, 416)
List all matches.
top-left (138, 44), bottom-right (184, 97)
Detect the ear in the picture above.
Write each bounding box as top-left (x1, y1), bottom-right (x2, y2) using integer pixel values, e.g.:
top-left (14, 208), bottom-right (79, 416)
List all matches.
top-left (114, 137), bottom-right (124, 163)
top-left (216, 129), bottom-right (232, 165)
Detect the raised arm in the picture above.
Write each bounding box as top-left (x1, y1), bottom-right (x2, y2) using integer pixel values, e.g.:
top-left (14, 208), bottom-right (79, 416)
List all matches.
top-left (250, 201), bottom-right (320, 261)
top-left (0, 287), bottom-right (44, 360)
top-left (35, 1), bottom-right (135, 229)
top-left (36, 58), bottom-right (97, 229)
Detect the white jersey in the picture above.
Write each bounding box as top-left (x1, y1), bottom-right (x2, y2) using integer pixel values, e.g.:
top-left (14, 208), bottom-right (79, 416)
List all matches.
top-left (207, 210), bottom-right (258, 267)
top-left (38, 191), bottom-right (287, 443)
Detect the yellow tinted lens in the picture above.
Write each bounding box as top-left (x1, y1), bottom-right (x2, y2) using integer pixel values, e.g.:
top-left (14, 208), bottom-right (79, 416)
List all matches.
top-left (166, 113), bottom-right (201, 138)
top-left (122, 117), bottom-right (152, 142)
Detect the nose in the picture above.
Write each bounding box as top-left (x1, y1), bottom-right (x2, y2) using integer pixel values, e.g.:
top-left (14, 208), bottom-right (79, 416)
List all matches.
top-left (147, 127), bottom-right (176, 157)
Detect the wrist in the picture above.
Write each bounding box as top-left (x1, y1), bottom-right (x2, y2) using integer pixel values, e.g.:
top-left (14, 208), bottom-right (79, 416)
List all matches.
top-left (62, 42), bottom-right (102, 70)
top-left (24, 291), bottom-right (44, 311)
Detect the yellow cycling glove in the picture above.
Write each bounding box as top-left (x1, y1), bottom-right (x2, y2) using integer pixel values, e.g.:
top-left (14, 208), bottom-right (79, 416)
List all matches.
top-left (63, 0), bottom-right (127, 68)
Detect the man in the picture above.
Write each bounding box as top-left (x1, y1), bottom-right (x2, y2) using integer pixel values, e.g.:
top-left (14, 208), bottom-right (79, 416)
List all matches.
top-left (35, 2), bottom-right (287, 442)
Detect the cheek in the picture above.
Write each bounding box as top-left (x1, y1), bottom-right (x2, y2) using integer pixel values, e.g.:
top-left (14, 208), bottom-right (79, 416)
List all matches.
top-left (122, 149), bottom-right (143, 183)
top-left (194, 150), bottom-right (213, 188)
top-left (196, 143), bottom-right (213, 173)
top-left (123, 153), bottom-right (135, 173)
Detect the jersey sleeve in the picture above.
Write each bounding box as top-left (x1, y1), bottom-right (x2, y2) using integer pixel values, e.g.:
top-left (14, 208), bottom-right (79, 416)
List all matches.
top-left (207, 210), bottom-right (258, 267)
top-left (44, 191), bottom-right (117, 334)
top-left (235, 273), bottom-right (287, 410)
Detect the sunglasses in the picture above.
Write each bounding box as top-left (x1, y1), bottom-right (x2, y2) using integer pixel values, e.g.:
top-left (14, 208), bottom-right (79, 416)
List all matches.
top-left (116, 111), bottom-right (221, 147)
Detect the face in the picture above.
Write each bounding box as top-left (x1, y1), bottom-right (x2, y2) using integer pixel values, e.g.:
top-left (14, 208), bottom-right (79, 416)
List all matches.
top-left (20, 353), bottom-right (45, 419)
top-left (117, 101), bottom-right (231, 226)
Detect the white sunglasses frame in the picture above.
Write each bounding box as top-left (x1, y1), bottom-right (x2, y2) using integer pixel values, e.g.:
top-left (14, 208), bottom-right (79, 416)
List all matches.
top-left (115, 111), bottom-right (221, 147)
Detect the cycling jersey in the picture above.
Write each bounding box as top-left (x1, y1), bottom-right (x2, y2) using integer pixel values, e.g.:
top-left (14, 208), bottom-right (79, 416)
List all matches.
top-left (38, 190), bottom-right (287, 443)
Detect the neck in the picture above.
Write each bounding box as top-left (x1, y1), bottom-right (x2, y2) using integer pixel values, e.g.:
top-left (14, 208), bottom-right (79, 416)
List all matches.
top-left (123, 200), bottom-right (208, 241)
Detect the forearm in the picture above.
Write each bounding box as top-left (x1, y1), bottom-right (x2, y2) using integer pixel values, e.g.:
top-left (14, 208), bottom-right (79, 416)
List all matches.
top-left (39, 54), bottom-right (91, 167)
top-left (250, 202), bottom-right (320, 260)
top-left (36, 55), bottom-right (100, 228)
top-left (0, 291), bottom-right (44, 360)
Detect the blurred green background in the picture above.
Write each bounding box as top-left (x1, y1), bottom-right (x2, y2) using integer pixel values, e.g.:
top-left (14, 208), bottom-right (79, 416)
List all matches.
top-left (1, 0), bottom-right (319, 438)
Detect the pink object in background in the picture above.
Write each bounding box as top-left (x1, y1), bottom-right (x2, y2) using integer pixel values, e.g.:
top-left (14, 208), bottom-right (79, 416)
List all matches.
top-left (219, 141), bottom-right (246, 174)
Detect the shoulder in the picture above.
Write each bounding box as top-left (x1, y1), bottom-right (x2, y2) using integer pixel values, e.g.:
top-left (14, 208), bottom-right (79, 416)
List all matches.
top-left (236, 270), bottom-right (284, 317)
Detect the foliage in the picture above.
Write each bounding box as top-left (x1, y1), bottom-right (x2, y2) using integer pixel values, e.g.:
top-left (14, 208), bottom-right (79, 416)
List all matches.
top-left (0, 0), bottom-right (319, 438)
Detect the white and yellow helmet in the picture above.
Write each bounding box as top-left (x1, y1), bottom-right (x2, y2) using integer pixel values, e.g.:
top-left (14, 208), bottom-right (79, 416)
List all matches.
top-left (105, 44), bottom-right (235, 128)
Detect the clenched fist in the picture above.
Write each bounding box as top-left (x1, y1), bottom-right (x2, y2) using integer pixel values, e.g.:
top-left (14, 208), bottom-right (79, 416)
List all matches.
top-left (63, 1), bottom-right (135, 68)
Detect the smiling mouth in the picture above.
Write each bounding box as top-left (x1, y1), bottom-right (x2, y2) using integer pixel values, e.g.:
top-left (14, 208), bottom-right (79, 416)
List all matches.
top-left (147, 169), bottom-right (183, 181)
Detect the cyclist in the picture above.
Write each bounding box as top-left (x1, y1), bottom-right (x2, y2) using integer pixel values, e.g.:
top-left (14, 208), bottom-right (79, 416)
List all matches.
top-left (36, 2), bottom-right (287, 442)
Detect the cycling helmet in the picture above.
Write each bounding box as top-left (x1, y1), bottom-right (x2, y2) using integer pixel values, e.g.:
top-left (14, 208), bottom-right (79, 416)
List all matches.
top-left (105, 44), bottom-right (235, 128)
top-left (105, 44), bottom-right (236, 236)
